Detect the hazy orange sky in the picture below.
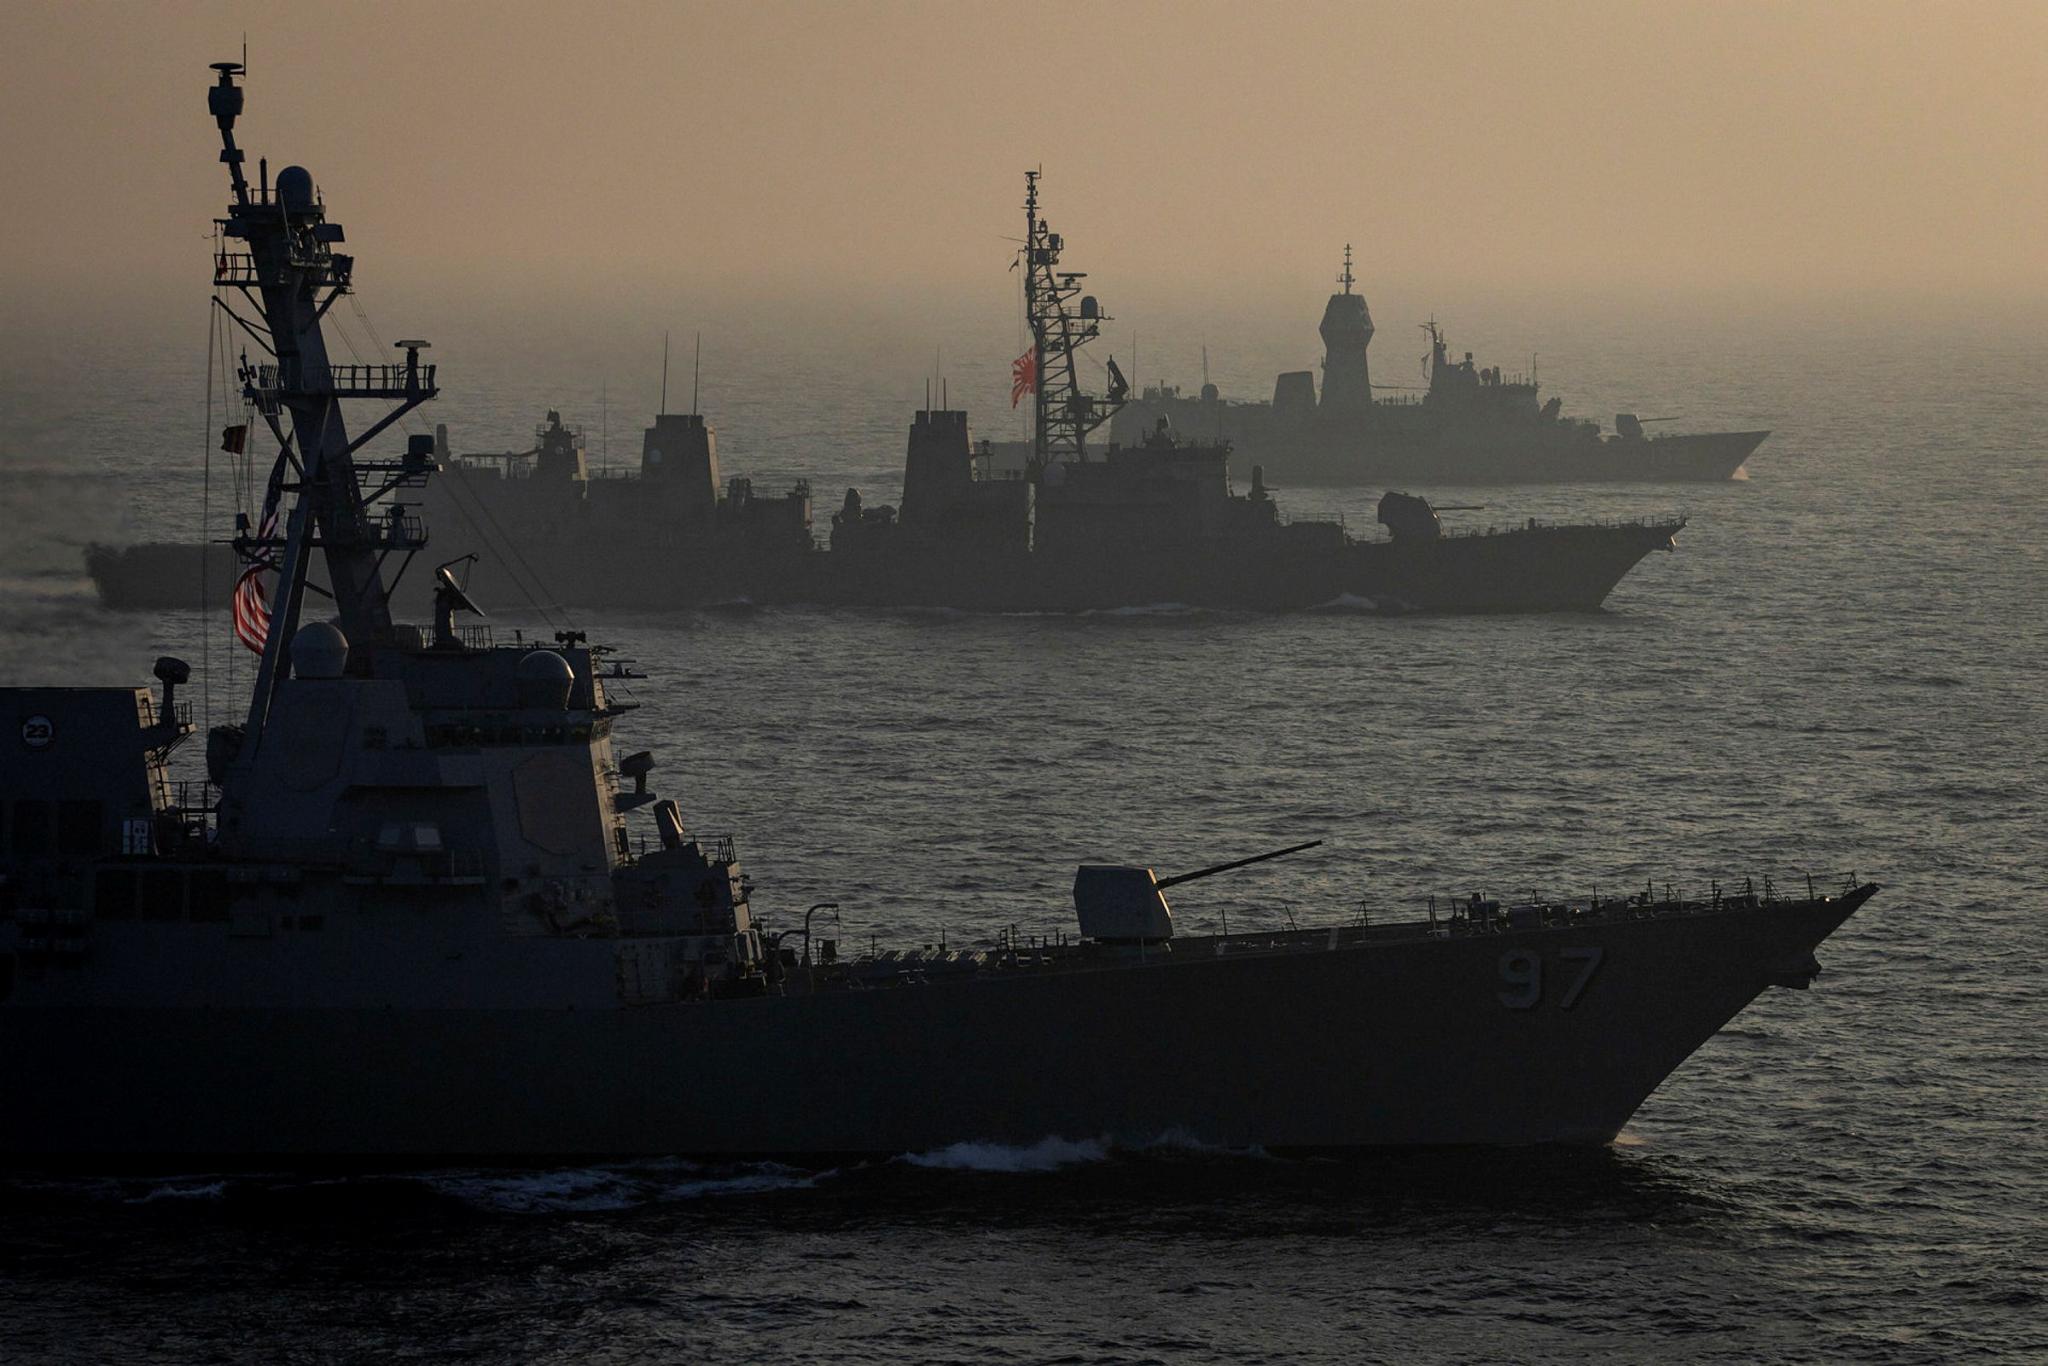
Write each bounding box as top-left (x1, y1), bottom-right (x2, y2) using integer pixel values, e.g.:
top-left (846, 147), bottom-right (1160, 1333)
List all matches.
top-left (4, 0), bottom-right (2045, 323)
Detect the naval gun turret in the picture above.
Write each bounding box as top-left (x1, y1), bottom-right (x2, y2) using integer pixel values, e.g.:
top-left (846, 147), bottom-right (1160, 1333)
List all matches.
top-left (1074, 839), bottom-right (1322, 944)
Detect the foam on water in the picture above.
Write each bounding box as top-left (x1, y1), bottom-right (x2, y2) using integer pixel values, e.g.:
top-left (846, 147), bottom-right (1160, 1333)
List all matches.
top-left (420, 1160), bottom-right (825, 1212)
top-left (899, 1136), bottom-right (1113, 1172)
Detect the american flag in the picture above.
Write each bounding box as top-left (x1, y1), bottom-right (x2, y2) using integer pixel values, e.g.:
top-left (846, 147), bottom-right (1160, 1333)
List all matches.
top-left (232, 449), bottom-right (289, 656)
top-left (231, 564), bottom-right (271, 654)
top-left (1010, 346), bottom-right (1038, 408)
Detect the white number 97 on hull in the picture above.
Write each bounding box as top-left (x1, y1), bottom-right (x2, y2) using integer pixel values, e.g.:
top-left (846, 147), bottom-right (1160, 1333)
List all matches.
top-left (1498, 947), bottom-right (1605, 1010)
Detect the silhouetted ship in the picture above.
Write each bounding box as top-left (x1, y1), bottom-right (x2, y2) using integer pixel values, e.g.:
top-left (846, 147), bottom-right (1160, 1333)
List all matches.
top-left (428, 406), bottom-right (816, 610)
top-left (88, 186), bottom-right (1689, 616)
top-left (1107, 248), bottom-right (1768, 484)
top-left (2, 66), bottom-right (1878, 1163)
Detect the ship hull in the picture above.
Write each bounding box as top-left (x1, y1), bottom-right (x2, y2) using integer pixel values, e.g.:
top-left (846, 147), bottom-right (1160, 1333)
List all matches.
top-left (1244, 431), bottom-right (1767, 486)
top-left (1107, 404), bottom-right (1767, 485)
top-left (0, 892), bottom-right (1869, 1163)
top-left (87, 525), bottom-right (1678, 616)
top-left (1354, 522), bottom-right (1677, 612)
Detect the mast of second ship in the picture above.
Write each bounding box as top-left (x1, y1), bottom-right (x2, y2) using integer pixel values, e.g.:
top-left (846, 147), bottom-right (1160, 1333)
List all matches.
top-left (1020, 171), bottom-right (1120, 476)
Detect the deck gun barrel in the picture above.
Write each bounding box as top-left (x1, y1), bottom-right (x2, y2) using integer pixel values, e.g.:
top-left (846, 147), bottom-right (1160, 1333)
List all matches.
top-left (1155, 839), bottom-right (1323, 889)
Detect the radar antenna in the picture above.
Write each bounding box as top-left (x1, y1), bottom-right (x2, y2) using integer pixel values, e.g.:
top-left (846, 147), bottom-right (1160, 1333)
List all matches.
top-left (205, 61), bottom-right (440, 747)
top-left (1020, 170), bottom-right (1122, 474)
top-left (432, 554), bottom-right (485, 648)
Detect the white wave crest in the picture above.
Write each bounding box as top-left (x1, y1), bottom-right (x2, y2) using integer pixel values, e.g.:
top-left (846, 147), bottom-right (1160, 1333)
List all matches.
top-left (426, 1160), bottom-right (821, 1212)
top-left (1076, 602), bottom-right (1203, 617)
top-left (126, 1178), bottom-right (229, 1203)
top-left (1309, 592), bottom-right (1389, 613)
top-left (1134, 1126), bottom-right (1272, 1160)
top-left (898, 1135), bottom-right (1111, 1172)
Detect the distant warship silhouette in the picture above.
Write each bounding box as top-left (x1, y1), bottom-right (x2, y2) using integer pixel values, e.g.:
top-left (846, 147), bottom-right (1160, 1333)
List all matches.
top-left (1108, 247), bottom-right (1768, 484)
top-left (89, 187), bottom-right (1688, 616)
top-left (1, 66), bottom-right (1878, 1162)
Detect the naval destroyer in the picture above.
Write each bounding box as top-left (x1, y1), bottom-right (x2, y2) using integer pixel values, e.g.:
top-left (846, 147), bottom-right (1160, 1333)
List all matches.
top-left (813, 174), bottom-right (1686, 612)
top-left (1108, 249), bottom-right (1769, 484)
top-left (2, 67), bottom-right (1875, 1162)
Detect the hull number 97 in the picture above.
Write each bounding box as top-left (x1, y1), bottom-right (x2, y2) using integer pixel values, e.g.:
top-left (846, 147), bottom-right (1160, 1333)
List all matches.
top-left (1498, 947), bottom-right (1605, 1010)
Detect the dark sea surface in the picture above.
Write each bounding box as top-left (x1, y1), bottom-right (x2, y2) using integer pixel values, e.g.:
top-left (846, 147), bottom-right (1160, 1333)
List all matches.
top-left (0, 303), bottom-right (2043, 1363)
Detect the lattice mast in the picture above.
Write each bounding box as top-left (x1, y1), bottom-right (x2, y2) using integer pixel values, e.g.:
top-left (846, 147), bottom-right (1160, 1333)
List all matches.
top-left (207, 62), bottom-right (439, 738)
top-left (1022, 171), bottom-right (1125, 472)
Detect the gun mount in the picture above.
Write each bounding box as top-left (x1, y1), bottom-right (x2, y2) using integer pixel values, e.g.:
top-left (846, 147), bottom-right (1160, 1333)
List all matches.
top-left (1074, 840), bottom-right (1323, 943)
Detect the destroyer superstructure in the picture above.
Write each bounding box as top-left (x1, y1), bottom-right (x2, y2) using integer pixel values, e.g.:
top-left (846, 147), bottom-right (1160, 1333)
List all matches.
top-left (3, 68), bottom-right (1873, 1163)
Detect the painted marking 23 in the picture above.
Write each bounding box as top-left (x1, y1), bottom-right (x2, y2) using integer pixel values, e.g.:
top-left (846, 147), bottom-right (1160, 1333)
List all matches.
top-left (1497, 947), bottom-right (1604, 1010)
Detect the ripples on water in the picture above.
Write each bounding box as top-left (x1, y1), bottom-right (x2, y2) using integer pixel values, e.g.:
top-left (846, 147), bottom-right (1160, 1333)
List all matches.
top-left (0, 315), bottom-right (2043, 1362)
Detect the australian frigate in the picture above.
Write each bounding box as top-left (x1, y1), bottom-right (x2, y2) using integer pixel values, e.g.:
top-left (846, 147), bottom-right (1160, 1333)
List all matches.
top-left (1109, 247), bottom-right (1770, 484)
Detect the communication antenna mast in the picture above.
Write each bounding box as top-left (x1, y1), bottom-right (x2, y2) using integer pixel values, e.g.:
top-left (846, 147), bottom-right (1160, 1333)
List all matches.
top-left (201, 60), bottom-right (438, 748)
top-left (691, 331), bottom-right (701, 416)
top-left (1019, 169), bottom-right (1123, 473)
top-left (660, 332), bottom-right (670, 414)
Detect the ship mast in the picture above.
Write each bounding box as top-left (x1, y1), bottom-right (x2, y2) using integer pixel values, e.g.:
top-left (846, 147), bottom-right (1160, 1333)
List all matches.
top-left (1021, 171), bottom-right (1123, 472)
top-left (208, 62), bottom-right (438, 743)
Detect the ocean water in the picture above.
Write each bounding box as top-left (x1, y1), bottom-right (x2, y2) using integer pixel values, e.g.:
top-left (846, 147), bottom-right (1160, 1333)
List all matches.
top-left (0, 302), bottom-right (2043, 1363)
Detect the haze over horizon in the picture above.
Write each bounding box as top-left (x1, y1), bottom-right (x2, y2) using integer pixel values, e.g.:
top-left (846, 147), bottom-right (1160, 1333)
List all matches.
top-left (4, 0), bottom-right (2045, 336)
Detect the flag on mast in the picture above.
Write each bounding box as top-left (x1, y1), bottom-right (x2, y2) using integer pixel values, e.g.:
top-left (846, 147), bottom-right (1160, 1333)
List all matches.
top-left (231, 565), bottom-right (270, 654)
top-left (1010, 346), bottom-right (1038, 407)
top-left (232, 448), bottom-right (289, 655)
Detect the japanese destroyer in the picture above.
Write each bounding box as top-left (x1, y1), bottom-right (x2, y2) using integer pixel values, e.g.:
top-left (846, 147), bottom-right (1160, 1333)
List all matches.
top-left (2, 66), bottom-right (1876, 1163)
top-left (817, 174), bottom-right (1686, 612)
top-left (1108, 248), bottom-right (1769, 484)
top-left (87, 182), bottom-right (1690, 615)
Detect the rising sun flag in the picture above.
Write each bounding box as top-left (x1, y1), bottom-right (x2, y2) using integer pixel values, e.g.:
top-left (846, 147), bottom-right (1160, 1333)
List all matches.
top-left (1010, 346), bottom-right (1038, 407)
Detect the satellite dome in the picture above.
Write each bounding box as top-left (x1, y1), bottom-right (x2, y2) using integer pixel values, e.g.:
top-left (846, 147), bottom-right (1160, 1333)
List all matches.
top-left (276, 164), bottom-right (315, 212)
top-left (516, 649), bottom-right (575, 710)
top-left (289, 621), bottom-right (349, 679)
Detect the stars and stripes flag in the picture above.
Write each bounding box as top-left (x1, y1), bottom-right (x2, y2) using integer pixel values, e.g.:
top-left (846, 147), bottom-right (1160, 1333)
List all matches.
top-left (1010, 346), bottom-right (1038, 408)
top-left (231, 563), bottom-right (271, 654)
top-left (232, 449), bottom-right (290, 656)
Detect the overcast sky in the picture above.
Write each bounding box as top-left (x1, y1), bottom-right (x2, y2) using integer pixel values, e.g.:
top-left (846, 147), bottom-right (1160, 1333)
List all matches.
top-left (4, 0), bottom-right (2044, 323)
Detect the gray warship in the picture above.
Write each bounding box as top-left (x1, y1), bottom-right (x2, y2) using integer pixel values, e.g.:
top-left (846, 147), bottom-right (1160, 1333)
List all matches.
top-left (427, 404), bottom-right (814, 609)
top-left (1107, 249), bottom-right (1769, 484)
top-left (816, 173), bottom-right (1687, 611)
top-left (2, 67), bottom-right (1876, 1163)
top-left (85, 182), bottom-right (1691, 616)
